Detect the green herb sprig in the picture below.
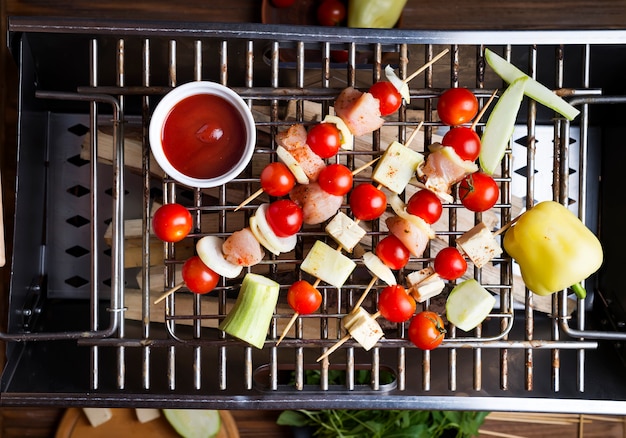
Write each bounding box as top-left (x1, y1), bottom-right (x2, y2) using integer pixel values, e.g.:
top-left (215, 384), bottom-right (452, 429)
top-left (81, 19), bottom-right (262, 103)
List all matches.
top-left (277, 409), bottom-right (489, 438)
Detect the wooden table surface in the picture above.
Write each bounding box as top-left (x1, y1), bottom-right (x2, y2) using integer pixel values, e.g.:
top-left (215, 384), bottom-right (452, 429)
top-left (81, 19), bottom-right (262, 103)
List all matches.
top-left (2, 1), bottom-right (626, 437)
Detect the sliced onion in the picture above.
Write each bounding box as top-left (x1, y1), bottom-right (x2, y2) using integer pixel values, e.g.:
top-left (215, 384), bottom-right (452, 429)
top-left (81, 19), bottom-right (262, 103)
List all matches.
top-left (249, 216), bottom-right (280, 256)
top-left (276, 145), bottom-right (309, 185)
top-left (385, 65), bottom-right (411, 103)
top-left (323, 114), bottom-right (354, 150)
top-left (196, 235), bottom-right (243, 279)
top-left (362, 251), bottom-right (396, 286)
top-left (253, 203), bottom-right (297, 255)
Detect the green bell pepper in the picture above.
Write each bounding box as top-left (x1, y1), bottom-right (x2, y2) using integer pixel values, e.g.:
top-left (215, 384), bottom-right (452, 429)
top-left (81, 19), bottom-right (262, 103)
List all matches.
top-left (347, 0), bottom-right (407, 29)
top-left (503, 201), bottom-right (603, 299)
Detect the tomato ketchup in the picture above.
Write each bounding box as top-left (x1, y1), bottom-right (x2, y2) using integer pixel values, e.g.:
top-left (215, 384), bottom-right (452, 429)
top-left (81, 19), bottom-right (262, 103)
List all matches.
top-left (161, 93), bottom-right (246, 179)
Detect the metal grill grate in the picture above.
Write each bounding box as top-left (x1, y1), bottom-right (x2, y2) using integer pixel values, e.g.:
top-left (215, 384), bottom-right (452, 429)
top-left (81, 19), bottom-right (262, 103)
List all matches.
top-left (5, 18), bottom-right (626, 413)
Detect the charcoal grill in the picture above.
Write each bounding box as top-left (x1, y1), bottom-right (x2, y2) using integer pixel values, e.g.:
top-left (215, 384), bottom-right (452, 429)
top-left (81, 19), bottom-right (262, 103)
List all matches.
top-left (3, 17), bottom-right (626, 413)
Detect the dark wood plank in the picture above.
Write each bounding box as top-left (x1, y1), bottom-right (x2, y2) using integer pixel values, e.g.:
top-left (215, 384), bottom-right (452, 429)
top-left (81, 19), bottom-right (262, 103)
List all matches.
top-left (6, 0), bottom-right (626, 29)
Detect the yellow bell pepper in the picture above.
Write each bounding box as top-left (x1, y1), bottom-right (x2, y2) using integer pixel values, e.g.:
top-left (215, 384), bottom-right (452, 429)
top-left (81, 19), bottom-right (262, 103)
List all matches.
top-left (347, 0), bottom-right (407, 29)
top-left (503, 201), bottom-right (603, 298)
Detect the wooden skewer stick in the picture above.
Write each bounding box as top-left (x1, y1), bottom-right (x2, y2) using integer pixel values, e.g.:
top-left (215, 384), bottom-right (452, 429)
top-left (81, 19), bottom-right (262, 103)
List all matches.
top-left (470, 88), bottom-right (499, 130)
top-left (234, 187), bottom-right (265, 212)
top-left (316, 277), bottom-right (379, 363)
top-left (494, 212), bottom-right (522, 236)
top-left (276, 312), bottom-right (300, 346)
top-left (404, 121), bottom-right (424, 148)
top-left (353, 276), bottom-right (378, 309)
top-left (276, 277), bottom-right (323, 346)
top-left (315, 309), bottom-right (383, 363)
top-left (403, 49), bottom-right (450, 84)
top-left (316, 333), bottom-right (350, 362)
top-left (352, 156), bottom-right (380, 176)
top-left (154, 281), bottom-right (185, 304)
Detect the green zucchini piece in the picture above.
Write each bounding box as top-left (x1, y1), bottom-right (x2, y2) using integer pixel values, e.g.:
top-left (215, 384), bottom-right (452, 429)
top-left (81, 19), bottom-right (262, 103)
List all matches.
top-left (219, 273), bottom-right (280, 349)
top-left (446, 279), bottom-right (496, 332)
top-left (163, 409), bottom-right (221, 438)
top-left (479, 77), bottom-right (528, 175)
top-left (484, 48), bottom-right (580, 121)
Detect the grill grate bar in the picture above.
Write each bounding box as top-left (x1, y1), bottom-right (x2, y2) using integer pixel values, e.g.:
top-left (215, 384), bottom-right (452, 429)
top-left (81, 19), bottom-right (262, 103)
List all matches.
top-left (89, 36), bottom-right (101, 391)
top-left (141, 37), bottom-right (152, 392)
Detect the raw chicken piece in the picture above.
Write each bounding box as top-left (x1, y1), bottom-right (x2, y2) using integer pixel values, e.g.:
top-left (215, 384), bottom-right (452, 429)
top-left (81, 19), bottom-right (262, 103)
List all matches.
top-left (276, 124), bottom-right (326, 182)
top-left (222, 227), bottom-right (265, 267)
top-left (421, 143), bottom-right (478, 197)
top-left (276, 124), bottom-right (308, 151)
top-left (334, 87), bottom-right (385, 137)
top-left (385, 215), bottom-right (430, 257)
top-left (290, 182), bottom-right (344, 225)
top-left (287, 144), bottom-right (326, 182)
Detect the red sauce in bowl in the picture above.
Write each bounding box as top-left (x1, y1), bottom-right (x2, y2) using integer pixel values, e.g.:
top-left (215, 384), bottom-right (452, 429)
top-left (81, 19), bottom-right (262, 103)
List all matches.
top-left (161, 93), bottom-right (247, 180)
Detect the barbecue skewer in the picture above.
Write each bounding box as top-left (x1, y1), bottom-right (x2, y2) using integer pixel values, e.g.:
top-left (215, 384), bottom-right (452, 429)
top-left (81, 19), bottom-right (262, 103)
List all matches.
top-left (275, 157), bottom-right (382, 346)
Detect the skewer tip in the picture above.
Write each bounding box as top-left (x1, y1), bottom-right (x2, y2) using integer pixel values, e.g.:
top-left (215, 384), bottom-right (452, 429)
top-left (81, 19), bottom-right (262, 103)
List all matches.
top-left (276, 312), bottom-right (300, 346)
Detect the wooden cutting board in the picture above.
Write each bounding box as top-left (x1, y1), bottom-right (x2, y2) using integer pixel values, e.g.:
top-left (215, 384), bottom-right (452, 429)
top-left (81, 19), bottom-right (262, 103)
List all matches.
top-left (55, 408), bottom-right (238, 438)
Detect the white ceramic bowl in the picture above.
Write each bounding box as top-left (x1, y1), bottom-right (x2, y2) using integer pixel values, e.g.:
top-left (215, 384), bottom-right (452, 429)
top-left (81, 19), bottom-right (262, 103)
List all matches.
top-left (149, 81), bottom-right (256, 188)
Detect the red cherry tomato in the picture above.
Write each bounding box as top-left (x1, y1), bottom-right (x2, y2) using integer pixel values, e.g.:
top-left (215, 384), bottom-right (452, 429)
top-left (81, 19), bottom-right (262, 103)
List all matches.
top-left (260, 162), bottom-right (296, 197)
top-left (437, 88), bottom-right (479, 126)
top-left (287, 280), bottom-right (323, 315)
top-left (152, 203), bottom-right (192, 243)
top-left (330, 49), bottom-right (349, 63)
top-left (406, 190), bottom-right (443, 224)
top-left (307, 123), bottom-right (342, 159)
top-left (441, 126), bottom-right (481, 162)
top-left (349, 183), bottom-right (387, 221)
top-left (434, 247), bottom-right (467, 280)
top-left (378, 285), bottom-right (416, 323)
top-left (317, 163), bottom-right (353, 196)
top-left (376, 234), bottom-right (410, 270)
top-left (182, 256), bottom-right (220, 294)
top-left (265, 199), bottom-right (303, 237)
top-left (408, 311), bottom-right (446, 350)
top-left (271, 0), bottom-right (295, 7)
top-left (458, 172), bottom-right (500, 212)
top-left (369, 81), bottom-right (402, 116)
top-left (317, 0), bottom-right (346, 26)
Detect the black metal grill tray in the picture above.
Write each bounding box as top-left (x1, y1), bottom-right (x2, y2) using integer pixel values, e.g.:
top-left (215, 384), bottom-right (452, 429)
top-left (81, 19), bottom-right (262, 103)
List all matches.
top-left (3, 17), bottom-right (626, 413)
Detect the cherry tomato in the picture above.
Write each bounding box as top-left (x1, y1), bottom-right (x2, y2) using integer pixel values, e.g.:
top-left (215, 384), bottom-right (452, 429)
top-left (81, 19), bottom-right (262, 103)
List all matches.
top-left (287, 280), bottom-right (322, 315)
top-left (349, 183), bottom-right (387, 221)
top-left (458, 172), bottom-right (499, 212)
top-left (441, 126), bottom-right (481, 162)
top-left (265, 199), bottom-right (303, 237)
top-left (437, 88), bottom-right (479, 126)
top-left (330, 49), bottom-right (349, 63)
top-left (260, 162), bottom-right (296, 197)
top-left (182, 256), bottom-right (220, 294)
top-left (434, 247), bottom-right (467, 280)
top-left (271, 0), bottom-right (295, 7)
top-left (408, 311), bottom-right (446, 350)
top-left (369, 81), bottom-right (402, 116)
top-left (152, 203), bottom-right (192, 243)
top-left (376, 234), bottom-right (410, 270)
top-left (307, 123), bottom-right (342, 159)
top-left (406, 190), bottom-right (443, 224)
top-left (317, 163), bottom-right (353, 196)
top-left (317, 0), bottom-right (346, 26)
top-left (378, 285), bottom-right (416, 323)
